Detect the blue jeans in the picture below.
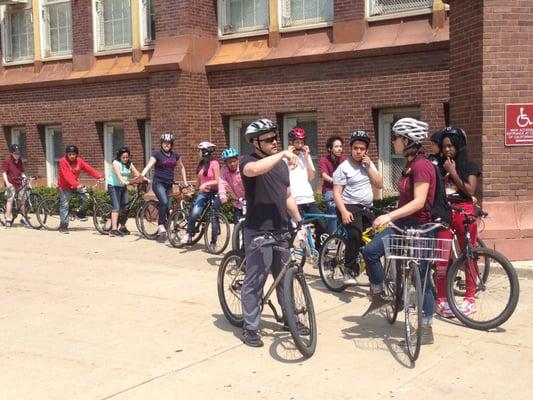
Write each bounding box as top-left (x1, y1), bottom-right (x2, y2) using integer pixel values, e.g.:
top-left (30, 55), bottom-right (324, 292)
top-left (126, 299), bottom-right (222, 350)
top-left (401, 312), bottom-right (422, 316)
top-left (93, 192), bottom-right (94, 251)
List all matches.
top-left (152, 181), bottom-right (173, 226)
top-left (59, 188), bottom-right (89, 228)
top-left (187, 191), bottom-right (220, 239)
top-left (323, 191), bottom-right (338, 234)
top-left (108, 185), bottom-right (128, 212)
top-left (361, 219), bottom-right (435, 320)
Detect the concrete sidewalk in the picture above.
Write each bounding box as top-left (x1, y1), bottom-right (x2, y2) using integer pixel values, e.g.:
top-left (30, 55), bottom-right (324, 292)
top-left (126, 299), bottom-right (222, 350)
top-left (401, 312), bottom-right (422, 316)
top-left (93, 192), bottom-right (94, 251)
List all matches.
top-left (1, 223), bottom-right (532, 400)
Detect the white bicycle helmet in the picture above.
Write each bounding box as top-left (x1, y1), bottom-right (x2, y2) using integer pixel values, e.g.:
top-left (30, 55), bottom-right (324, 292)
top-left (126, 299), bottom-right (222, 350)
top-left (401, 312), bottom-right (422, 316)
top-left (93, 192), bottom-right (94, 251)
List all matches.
top-left (244, 118), bottom-right (277, 142)
top-left (197, 141), bottom-right (216, 151)
top-left (160, 133), bottom-right (175, 143)
top-left (392, 118), bottom-right (428, 144)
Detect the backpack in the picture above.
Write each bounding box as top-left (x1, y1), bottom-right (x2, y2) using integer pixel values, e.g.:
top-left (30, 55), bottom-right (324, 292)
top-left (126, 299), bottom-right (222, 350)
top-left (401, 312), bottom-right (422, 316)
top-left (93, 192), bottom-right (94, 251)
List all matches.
top-left (409, 158), bottom-right (452, 226)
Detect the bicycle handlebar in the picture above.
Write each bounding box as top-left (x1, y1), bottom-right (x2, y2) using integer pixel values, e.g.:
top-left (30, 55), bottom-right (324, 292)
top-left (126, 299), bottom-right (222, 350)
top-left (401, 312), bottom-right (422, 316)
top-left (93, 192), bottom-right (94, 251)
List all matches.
top-left (449, 204), bottom-right (488, 219)
top-left (387, 220), bottom-right (447, 235)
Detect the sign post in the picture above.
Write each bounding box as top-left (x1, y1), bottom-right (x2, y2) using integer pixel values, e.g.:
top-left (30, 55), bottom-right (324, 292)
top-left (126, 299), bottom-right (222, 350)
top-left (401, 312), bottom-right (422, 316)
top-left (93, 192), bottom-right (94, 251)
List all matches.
top-left (505, 104), bottom-right (533, 146)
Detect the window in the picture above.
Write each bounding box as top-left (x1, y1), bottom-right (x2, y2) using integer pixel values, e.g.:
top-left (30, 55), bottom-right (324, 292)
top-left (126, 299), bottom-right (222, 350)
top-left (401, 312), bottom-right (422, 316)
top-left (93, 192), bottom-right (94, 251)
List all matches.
top-left (229, 116), bottom-right (257, 155)
top-left (367, 0), bottom-right (433, 19)
top-left (140, 0), bottom-right (155, 45)
top-left (93, 0), bottom-right (132, 52)
top-left (45, 126), bottom-right (63, 187)
top-left (11, 127), bottom-right (28, 161)
top-left (1, 4), bottom-right (34, 63)
top-left (40, 0), bottom-right (72, 58)
top-left (218, 0), bottom-right (269, 35)
top-left (280, 0), bottom-right (333, 28)
top-left (103, 122), bottom-right (125, 185)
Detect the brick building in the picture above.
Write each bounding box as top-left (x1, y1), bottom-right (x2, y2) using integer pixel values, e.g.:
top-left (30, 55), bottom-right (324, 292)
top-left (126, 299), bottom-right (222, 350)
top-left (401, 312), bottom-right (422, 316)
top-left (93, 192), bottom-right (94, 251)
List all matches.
top-left (0, 1), bottom-right (532, 259)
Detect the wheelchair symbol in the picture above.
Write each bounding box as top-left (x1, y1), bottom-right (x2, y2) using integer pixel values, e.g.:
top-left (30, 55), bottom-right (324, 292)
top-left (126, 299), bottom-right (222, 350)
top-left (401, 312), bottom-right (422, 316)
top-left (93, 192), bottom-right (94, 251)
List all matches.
top-left (517, 107), bottom-right (533, 128)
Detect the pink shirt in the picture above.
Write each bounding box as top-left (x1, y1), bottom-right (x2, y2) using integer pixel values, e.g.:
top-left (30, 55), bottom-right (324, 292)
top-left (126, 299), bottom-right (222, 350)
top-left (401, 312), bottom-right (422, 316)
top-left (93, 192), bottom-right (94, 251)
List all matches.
top-left (198, 159), bottom-right (219, 191)
top-left (219, 165), bottom-right (245, 209)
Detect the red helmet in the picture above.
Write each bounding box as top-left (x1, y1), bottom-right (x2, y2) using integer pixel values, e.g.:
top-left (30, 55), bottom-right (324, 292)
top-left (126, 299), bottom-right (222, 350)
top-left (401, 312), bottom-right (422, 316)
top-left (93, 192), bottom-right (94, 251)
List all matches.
top-left (288, 127), bottom-right (306, 141)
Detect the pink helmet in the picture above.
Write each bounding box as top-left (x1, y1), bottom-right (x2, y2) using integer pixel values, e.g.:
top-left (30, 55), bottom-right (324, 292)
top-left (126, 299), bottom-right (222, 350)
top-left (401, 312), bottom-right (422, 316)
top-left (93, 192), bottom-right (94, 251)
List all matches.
top-left (288, 127), bottom-right (306, 141)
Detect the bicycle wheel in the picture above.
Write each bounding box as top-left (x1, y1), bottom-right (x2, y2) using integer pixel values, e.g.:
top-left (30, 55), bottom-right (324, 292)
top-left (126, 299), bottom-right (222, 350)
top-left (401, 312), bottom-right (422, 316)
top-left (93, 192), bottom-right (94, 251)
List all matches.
top-left (217, 250), bottom-right (246, 327)
top-left (283, 266), bottom-right (317, 358)
top-left (446, 247), bottom-right (519, 330)
top-left (383, 259), bottom-right (400, 324)
top-left (204, 212), bottom-right (230, 254)
top-left (25, 192), bottom-right (43, 229)
top-left (93, 202), bottom-right (112, 235)
top-left (168, 209), bottom-right (188, 248)
top-left (134, 204), bottom-right (143, 234)
top-left (451, 237), bottom-right (490, 297)
top-left (231, 220), bottom-right (244, 252)
top-left (318, 234), bottom-right (348, 292)
top-left (139, 200), bottom-right (160, 240)
top-left (37, 197), bottom-right (61, 230)
top-left (403, 263), bottom-right (422, 362)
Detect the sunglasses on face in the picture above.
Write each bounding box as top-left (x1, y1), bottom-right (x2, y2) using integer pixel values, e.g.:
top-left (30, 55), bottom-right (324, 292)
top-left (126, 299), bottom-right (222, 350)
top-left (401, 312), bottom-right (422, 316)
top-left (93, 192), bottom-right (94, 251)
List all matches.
top-left (259, 135), bottom-right (278, 144)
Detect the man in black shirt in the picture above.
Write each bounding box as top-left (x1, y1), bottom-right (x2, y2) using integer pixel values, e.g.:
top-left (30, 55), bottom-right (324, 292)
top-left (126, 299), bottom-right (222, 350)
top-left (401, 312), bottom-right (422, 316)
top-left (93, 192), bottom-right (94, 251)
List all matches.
top-left (239, 118), bottom-right (304, 348)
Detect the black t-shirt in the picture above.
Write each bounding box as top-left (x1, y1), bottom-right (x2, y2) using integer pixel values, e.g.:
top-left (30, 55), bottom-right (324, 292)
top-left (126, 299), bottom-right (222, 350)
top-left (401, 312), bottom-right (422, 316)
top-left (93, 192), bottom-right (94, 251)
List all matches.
top-left (240, 153), bottom-right (290, 231)
top-left (443, 160), bottom-right (481, 202)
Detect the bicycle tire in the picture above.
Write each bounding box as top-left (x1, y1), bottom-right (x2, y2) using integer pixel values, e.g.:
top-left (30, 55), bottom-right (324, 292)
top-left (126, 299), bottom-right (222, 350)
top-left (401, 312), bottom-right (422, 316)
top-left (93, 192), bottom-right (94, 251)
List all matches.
top-left (217, 250), bottom-right (246, 327)
top-left (404, 264), bottom-right (422, 362)
top-left (139, 200), bottom-right (160, 240)
top-left (231, 220), bottom-right (244, 252)
top-left (451, 237), bottom-right (491, 297)
top-left (25, 192), bottom-right (43, 229)
top-left (134, 204), bottom-right (143, 234)
top-left (167, 209), bottom-right (188, 248)
top-left (384, 259), bottom-right (400, 324)
top-left (204, 212), bottom-right (230, 254)
top-left (93, 202), bottom-right (112, 235)
top-left (318, 234), bottom-right (348, 292)
top-left (36, 197), bottom-right (61, 231)
top-left (446, 247), bottom-right (519, 330)
top-left (283, 266), bottom-right (317, 358)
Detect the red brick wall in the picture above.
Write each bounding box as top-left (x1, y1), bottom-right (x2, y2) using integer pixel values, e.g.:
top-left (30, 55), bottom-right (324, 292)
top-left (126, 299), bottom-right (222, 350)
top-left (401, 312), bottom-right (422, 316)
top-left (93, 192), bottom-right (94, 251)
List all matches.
top-left (72, 0), bottom-right (94, 55)
top-left (334, 0), bottom-right (365, 21)
top-left (153, 0), bottom-right (217, 38)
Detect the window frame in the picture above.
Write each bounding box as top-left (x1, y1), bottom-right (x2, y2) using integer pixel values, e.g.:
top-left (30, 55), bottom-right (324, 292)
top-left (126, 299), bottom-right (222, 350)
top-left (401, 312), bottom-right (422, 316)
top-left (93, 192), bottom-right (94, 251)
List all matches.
top-left (103, 122), bottom-right (125, 186)
top-left (139, 0), bottom-right (154, 48)
top-left (44, 125), bottom-right (63, 187)
top-left (229, 115), bottom-right (259, 155)
top-left (217, 0), bottom-right (269, 40)
top-left (39, 0), bottom-right (73, 60)
top-left (278, 0), bottom-right (333, 32)
top-left (365, 0), bottom-right (436, 22)
top-left (11, 127), bottom-right (28, 162)
top-left (0, 3), bottom-right (35, 65)
top-left (92, 0), bottom-right (133, 55)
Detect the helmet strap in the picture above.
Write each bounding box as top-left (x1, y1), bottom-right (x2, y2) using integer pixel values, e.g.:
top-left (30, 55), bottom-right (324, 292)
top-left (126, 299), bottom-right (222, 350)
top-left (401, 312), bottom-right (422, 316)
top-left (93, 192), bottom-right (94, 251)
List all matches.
top-left (254, 140), bottom-right (270, 158)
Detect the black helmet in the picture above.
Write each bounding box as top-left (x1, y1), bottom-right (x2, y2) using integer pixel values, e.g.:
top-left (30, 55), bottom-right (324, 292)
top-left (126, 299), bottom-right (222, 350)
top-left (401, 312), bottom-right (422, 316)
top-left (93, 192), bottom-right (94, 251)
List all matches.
top-left (116, 146), bottom-right (130, 159)
top-left (349, 130), bottom-right (370, 146)
top-left (430, 130), bottom-right (443, 144)
top-left (440, 126), bottom-right (467, 150)
top-left (9, 144), bottom-right (21, 153)
top-left (65, 145), bottom-right (79, 154)
top-left (160, 133), bottom-right (175, 143)
top-left (244, 118), bottom-right (277, 143)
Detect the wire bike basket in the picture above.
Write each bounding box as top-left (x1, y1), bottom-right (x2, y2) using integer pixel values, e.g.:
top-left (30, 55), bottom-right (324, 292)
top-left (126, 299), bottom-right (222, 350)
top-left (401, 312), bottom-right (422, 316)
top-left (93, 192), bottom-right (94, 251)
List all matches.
top-left (382, 234), bottom-right (452, 262)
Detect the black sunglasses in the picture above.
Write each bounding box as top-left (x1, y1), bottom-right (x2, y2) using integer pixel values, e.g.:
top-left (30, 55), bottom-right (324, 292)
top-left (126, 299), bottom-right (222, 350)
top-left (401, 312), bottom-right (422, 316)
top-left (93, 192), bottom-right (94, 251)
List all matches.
top-left (259, 135), bottom-right (278, 144)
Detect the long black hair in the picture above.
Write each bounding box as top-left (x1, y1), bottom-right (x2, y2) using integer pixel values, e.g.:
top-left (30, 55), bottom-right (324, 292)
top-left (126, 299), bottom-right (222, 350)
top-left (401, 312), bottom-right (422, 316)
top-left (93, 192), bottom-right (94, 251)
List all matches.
top-left (115, 146), bottom-right (132, 168)
top-left (439, 132), bottom-right (471, 181)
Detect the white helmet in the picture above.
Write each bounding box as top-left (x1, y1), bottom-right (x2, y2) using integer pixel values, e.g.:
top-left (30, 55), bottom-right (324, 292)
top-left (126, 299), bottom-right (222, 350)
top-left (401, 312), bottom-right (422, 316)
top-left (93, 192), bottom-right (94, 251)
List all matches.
top-left (197, 141), bottom-right (216, 151)
top-left (392, 118), bottom-right (428, 144)
top-left (160, 133), bottom-right (175, 143)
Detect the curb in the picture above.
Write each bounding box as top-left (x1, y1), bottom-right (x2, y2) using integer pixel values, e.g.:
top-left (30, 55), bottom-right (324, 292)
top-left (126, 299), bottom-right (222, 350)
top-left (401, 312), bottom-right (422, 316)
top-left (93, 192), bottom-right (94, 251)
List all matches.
top-left (512, 261), bottom-right (533, 279)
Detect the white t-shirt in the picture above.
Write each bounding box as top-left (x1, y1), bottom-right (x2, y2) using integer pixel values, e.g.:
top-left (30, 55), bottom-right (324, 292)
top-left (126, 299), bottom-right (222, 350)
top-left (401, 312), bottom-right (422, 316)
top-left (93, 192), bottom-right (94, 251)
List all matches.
top-left (333, 158), bottom-right (376, 206)
top-left (289, 152), bottom-right (315, 205)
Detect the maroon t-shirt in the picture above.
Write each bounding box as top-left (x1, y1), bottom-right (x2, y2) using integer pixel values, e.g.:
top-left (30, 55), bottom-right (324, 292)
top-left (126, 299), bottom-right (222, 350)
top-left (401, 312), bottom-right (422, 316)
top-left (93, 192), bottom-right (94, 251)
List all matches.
top-left (398, 155), bottom-right (436, 223)
top-left (319, 154), bottom-right (347, 193)
top-left (2, 156), bottom-right (24, 189)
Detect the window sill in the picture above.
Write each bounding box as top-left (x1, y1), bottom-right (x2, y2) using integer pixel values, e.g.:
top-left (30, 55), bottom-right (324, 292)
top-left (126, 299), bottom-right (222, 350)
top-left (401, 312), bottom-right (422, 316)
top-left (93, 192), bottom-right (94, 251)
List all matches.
top-left (141, 42), bottom-right (155, 51)
top-left (218, 29), bottom-right (269, 41)
top-left (366, 8), bottom-right (433, 22)
top-left (94, 47), bottom-right (133, 57)
top-left (279, 21), bottom-right (332, 33)
top-left (42, 54), bottom-right (73, 62)
top-left (2, 58), bottom-right (34, 67)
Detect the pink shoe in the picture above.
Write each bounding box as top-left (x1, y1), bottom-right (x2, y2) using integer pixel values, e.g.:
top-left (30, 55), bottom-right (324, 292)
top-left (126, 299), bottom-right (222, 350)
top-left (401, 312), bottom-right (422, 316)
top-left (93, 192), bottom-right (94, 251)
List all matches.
top-left (458, 298), bottom-right (477, 316)
top-left (436, 300), bottom-right (454, 318)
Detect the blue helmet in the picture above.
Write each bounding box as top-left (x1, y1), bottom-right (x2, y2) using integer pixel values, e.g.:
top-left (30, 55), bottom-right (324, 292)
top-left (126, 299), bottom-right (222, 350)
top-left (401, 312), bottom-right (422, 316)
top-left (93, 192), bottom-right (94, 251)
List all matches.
top-left (221, 147), bottom-right (239, 161)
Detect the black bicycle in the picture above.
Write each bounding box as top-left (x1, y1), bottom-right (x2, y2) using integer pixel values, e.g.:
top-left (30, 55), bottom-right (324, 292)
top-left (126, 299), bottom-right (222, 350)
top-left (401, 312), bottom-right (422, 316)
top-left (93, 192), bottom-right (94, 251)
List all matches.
top-left (0, 176), bottom-right (42, 229)
top-left (217, 230), bottom-right (317, 358)
top-left (231, 198), bottom-right (246, 252)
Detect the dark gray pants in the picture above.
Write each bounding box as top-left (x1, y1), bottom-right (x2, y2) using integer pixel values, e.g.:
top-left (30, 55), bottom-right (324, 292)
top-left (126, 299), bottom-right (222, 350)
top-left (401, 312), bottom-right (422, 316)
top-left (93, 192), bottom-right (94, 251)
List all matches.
top-left (242, 228), bottom-right (289, 331)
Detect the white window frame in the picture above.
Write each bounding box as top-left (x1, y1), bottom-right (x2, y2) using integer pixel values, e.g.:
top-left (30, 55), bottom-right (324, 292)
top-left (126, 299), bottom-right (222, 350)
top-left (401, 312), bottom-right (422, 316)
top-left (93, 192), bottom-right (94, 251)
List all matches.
top-left (365, 0), bottom-right (437, 22)
top-left (92, 0), bottom-right (133, 55)
top-left (0, 3), bottom-right (34, 65)
top-left (144, 120), bottom-right (152, 164)
top-left (45, 125), bottom-right (62, 187)
top-left (11, 127), bottom-right (28, 162)
top-left (217, 0), bottom-right (269, 40)
top-left (103, 122), bottom-right (125, 185)
top-left (229, 115), bottom-right (258, 154)
top-left (139, 0), bottom-right (154, 48)
top-left (39, 0), bottom-right (73, 60)
top-left (279, 0), bottom-right (333, 32)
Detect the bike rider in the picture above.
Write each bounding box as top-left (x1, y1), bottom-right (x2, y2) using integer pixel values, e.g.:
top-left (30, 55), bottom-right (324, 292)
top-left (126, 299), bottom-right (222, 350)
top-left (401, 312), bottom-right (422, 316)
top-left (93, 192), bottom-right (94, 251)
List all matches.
top-left (288, 127), bottom-right (326, 250)
top-left (434, 127), bottom-right (481, 317)
top-left (181, 142), bottom-right (220, 248)
top-left (57, 145), bottom-right (104, 234)
top-left (219, 147), bottom-right (245, 224)
top-left (141, 133), bottom-right (188, 241)
top-left (319, 135), bottom-right (347, 234)
top-left (333, 130), bottom-right (383, 285)
top-left (361, 118), bottom-right (437, 345)
top-left (240, 118), bottom-right (304, 348)
top-left (2, 144), bottom-right (29, 228)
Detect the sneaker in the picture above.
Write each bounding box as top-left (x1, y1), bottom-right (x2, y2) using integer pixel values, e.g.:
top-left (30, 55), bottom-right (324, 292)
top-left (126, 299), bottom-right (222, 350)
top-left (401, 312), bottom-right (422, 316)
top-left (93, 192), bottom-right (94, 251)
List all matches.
top-left (436, 300), bottom-right (454, 319)
top-left (282, 321), bottom-right (311, 336)
top-left (75, 212), bottom-right (88, 222)
top-left (242, 329), bottom-right (264, 348)
top-left (362, 291), bottom-right (390, 318)
top-left (208, 242), bottom-right (217, 253)
top-left (5, 220), bottom-right (12, 228)
top-left (119, 226), bottom-right (131, 235)
top-left (156, 231), bottom-right (167, 242)
top-left (458, 298), bottom-right (477, 316)
top-left (180, 233), bottom-right (191, 245)
top-left (109, 230), bottom-right (122, 237)
top-left (58, 226), bottom-right (69, 234)
top-left (20, 217), bottom-right (30, 227)
top-left (343, 269), bottom-right (358, 285)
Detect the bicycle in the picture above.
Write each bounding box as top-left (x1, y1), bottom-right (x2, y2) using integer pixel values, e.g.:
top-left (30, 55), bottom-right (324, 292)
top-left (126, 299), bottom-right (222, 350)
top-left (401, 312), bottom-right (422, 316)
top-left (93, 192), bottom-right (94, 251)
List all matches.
top-left (217, 229), bottom-right (317, 358)
top-left (92, 180), bottom-right (149, 235)
top-left (381, 221), bottom-right (451, 362)
top-left (230, 198), bottom-right (247, 252)
top-left (445, 205), bottom-right (519, 330)
top-left (35, 183), bottom-right (103, 231)
top-left (0, 176), bottom-right (42, 229)
top-left (167, 191), bottom-right (230, 254)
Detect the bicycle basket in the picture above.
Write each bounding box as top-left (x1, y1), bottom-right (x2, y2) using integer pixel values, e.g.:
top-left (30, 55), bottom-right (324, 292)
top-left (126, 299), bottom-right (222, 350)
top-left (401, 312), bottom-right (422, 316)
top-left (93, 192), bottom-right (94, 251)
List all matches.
top-left (382, 234), bottom-right (452, 262)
